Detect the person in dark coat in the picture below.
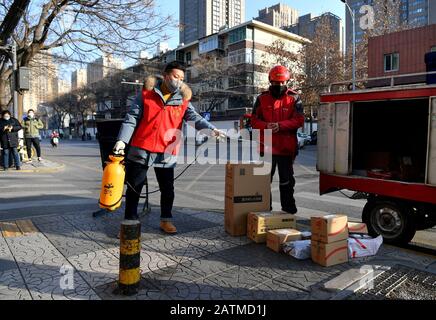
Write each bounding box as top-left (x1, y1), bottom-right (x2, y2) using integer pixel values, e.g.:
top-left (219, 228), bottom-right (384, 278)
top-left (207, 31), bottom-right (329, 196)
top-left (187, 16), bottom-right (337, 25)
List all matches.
top-left (0, 110), bottom-right (22, 171)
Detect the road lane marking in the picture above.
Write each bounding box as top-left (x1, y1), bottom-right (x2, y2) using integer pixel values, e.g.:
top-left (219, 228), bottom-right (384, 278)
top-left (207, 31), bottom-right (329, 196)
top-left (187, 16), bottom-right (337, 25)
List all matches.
top-left (184, 164), bottom-right (214, 191)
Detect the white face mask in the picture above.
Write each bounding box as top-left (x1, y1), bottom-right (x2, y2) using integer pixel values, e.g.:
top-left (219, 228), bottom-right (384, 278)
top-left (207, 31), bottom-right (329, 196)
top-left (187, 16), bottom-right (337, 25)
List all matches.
top-left (28, 113), bottom-right (34, 118)
top-left (4, 116), bottom-right (10, 121)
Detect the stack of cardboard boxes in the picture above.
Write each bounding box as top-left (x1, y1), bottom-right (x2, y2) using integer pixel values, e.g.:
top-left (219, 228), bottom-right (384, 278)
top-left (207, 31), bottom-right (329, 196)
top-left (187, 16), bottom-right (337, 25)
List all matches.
top-left (224, 162), bottom-right (374, 268)
top-left (311, 215), bottom-right (349, 267)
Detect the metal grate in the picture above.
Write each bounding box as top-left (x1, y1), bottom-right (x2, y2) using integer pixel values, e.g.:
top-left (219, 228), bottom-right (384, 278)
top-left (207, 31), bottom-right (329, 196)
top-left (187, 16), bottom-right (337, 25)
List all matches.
top-left (348, 265), bottom-right (436, 300)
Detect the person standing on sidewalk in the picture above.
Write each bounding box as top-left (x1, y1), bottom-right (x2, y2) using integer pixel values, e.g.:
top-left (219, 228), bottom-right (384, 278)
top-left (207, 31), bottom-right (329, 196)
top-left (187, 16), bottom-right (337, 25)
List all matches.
top-left (113, 62), bottom-right (224, 234)
top-left (251, 65), bottom-right (305, 214)
top-left (21, 109), bottom-right (44, 162)
top-left (0, 110), bottom-right (22, 171)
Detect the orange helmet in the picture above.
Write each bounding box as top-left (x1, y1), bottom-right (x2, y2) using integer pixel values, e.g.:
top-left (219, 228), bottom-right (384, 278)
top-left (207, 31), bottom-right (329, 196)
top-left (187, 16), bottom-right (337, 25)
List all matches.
top-left (269, 65), bottom-right (291, 82)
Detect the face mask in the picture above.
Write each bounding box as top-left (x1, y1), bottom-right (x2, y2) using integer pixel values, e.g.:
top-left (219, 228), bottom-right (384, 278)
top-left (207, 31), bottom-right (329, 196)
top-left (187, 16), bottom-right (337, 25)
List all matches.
top-left (166, 78), bottom-right (182, 93)
top-left (269, 85), bottom-right (287, 98)
top-left (4, 116), bottom-right (10, 121)
top-left (28, 113), bottom-right (34, 119)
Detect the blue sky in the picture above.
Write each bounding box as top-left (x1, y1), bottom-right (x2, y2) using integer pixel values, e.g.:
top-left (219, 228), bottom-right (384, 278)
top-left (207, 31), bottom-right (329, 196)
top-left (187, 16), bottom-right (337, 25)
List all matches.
top-left (157, 0), bottom-right (346, 49)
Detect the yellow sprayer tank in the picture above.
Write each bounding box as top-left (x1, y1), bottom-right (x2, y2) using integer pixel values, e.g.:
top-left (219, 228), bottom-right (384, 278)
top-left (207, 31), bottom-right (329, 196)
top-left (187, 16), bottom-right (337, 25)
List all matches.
top-left (99, 155), bottom-right (125, 211)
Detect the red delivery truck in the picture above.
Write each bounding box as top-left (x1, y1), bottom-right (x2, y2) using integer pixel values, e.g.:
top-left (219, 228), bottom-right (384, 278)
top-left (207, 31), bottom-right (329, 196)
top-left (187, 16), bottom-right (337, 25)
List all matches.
top-left (318, 73), bottom-right (436, 245)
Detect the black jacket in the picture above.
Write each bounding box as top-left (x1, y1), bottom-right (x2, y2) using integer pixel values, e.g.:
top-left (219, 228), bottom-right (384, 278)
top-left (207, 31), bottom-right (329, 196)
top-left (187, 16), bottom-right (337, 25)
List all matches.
top-left (0, 117), bottom-right (22, 149)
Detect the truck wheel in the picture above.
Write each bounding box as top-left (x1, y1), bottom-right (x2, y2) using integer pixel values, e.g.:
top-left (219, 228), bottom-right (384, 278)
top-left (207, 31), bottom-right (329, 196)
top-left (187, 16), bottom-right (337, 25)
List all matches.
top-left (362, 199), bottom-right (416, 245)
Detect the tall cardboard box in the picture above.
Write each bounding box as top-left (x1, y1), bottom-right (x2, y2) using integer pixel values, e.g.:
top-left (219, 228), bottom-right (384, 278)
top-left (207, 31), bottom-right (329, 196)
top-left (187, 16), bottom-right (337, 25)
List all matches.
top-left (348, 222), bottom-right (368, 234)
top-left (311, 240), bottom-right (349, 267)
top-left (247, 212), bottom-right (297, 243)
top-left (267, 229), bottom-right (302, 253)
top-left (225, 163), bottom-right (271, 236)
top-left (311, 215), bottom-right (348, 243)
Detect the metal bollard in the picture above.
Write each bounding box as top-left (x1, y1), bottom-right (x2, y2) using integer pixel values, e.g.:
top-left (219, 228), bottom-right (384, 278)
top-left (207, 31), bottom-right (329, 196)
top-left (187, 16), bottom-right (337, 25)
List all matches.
top-left (114, 220), bottom-right (141, 296)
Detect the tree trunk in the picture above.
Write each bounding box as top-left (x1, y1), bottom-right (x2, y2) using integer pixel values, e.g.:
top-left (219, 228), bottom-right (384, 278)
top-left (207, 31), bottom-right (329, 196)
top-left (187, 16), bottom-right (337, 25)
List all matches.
top-left (0, 78), bottom-right (10, 111)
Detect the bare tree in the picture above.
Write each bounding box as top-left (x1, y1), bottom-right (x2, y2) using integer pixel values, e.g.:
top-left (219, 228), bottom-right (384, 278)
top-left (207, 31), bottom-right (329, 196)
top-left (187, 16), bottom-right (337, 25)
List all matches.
top-left (260, 39), bottom-right (303, 89)
top-left (299, 15), bottom-right (344, 117)
top-left (0, 0), bottom-right (173, 112)
top-left (345, 0), bottom-right (409, 81)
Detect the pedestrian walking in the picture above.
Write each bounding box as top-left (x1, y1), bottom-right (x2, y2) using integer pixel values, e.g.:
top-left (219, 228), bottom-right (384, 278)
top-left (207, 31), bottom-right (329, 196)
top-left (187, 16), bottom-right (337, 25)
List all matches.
top-left (0, 110), bottom-right (22, 171)
top-left (21, 109), bottom-right (44, 162)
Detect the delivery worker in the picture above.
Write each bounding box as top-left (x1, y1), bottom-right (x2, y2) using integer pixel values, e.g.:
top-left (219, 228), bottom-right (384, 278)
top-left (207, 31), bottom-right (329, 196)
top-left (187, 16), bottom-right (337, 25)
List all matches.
top-left (113, 61), bottom-right (224, 234)
top-left (251, 65), bottom-right (305, 214)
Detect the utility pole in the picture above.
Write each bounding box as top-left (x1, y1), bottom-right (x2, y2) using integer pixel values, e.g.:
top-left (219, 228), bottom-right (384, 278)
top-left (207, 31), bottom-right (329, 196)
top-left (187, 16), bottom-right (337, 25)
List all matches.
top-left (11, 40), bottom-right (19, 119)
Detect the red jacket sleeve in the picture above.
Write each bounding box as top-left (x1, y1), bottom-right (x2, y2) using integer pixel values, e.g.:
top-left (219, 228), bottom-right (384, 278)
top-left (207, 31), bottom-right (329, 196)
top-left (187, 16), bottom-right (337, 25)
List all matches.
top-left (278, 95), bottom-right (304, 132)
top-left (250, 97), bottom-right (268, 130)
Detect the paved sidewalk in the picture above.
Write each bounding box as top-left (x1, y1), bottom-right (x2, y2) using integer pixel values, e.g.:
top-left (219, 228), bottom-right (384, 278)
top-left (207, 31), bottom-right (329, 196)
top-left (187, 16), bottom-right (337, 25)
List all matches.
top-left (0, 208), bottom-right (435, 300)
top-left (1, 158), bottom-right (64, 173)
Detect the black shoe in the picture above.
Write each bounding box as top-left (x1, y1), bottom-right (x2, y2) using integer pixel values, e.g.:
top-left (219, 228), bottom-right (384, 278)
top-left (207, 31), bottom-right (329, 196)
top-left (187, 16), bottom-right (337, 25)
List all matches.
top-left (282, 206), bottom-right (297, 214)
top-left (16, 166), bottom-right (21, 171)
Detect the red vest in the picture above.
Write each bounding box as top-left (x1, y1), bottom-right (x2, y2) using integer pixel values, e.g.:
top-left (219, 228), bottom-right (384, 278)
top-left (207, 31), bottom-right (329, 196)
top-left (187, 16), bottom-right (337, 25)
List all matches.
top-left (253, 90), bottom-right (301, 157)
top-left (130, 89), bottom-right (189, 155)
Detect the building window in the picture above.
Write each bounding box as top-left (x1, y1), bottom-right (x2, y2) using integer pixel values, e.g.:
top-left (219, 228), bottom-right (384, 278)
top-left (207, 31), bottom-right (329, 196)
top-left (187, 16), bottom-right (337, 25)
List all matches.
top-left (384, 53), bottom-right (399, 72)
top-left (229, 27), bottom-right (247, 44)
top-left (186, 52), bottom-right (192, 65)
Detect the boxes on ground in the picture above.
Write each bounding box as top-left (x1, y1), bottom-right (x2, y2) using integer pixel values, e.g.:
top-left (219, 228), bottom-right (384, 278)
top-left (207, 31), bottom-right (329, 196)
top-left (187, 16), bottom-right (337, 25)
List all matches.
top-left (225, 163), bottom-right (271, 236)
top-left (267, 229), bottom-right (302, 253)
top-left (348, 222), bottom-right (368, 234)
top-left (247, 211), bottom-right (297, 243)
top-left (311, 215), bottom-right (348, 243)
top-left (311, 240), bottom-right (349, 267)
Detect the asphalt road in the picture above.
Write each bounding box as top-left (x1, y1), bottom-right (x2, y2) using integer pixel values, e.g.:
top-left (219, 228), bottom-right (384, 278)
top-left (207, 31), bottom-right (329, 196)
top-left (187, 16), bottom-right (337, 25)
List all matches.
top-left (0, 138), bottom-right (434, 249)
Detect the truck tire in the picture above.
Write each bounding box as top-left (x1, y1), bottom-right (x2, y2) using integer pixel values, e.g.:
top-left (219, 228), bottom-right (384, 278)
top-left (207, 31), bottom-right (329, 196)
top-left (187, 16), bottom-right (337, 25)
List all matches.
top-left (362, 199), bottom-right (416, 245)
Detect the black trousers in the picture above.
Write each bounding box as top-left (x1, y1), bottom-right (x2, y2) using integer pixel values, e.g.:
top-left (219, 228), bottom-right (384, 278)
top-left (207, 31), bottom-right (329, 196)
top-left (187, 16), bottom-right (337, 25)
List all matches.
top-left (124, 161), bottom-right (175, 221)
top-left (25, 137), bottom-right (41, 158)
top-left (270, 155), bottom-right (297, 213)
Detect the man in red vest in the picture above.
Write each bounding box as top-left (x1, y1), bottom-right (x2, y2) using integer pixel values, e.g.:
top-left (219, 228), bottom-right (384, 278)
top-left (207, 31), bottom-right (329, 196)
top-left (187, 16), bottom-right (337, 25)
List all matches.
top-left (114, 62), bottom-right (223, 234)
top-left (251, 65), bottom-right (305, 214)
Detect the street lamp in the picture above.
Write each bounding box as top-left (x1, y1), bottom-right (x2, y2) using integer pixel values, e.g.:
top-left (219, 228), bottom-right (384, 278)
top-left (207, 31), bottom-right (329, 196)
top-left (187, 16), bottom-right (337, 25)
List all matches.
top-left (341, 0), bottom-right (356, 91)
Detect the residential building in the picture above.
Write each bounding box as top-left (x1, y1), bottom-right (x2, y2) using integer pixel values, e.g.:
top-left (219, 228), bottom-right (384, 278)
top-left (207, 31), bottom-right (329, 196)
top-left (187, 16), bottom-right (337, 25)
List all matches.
top-left (71, 69), bottom-right (87, 90)
top-left (23, 52), bottom-right (58, 113)
top-left (286, 12), bottom-right (344, 52)
top-left (345, 0), bottom-right (436, 53)
top-left (180, 0), bottom-right (245, 45)
top-left (256, 3), bottom-right (299, 29)
top-left (87, 54), bottom-right (124, 85)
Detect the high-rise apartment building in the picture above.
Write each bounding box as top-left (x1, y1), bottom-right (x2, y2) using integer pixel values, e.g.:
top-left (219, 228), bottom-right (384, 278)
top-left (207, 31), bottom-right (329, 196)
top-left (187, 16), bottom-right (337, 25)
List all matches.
top-left (87, 54), bottom-right (124, 85)
top-left (256, 3), bottom-right (299, 29)
top-left (344, 0), bottom-right (436, 52)
top-left (71, 69), bottom-right (87, 90)
top-left (180, 0), bottom-right (245, 44)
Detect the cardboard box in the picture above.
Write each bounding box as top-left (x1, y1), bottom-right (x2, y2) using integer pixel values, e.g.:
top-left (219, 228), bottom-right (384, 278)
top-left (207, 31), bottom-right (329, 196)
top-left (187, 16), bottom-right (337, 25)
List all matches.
top-left (311, 215), bottom-right (348, 244)
top-left (365, 152), bottom-right (391, 171)
top-left (267, 229), bottom-right (302, 253)
top-left (348, 222), bottom-right (368, 234)
top-left (225, 163), bottom-right (271, 236)
top-left (311, 240), bottom-right (349, 267)
top-left (247, 212), bottom-right (297, 243)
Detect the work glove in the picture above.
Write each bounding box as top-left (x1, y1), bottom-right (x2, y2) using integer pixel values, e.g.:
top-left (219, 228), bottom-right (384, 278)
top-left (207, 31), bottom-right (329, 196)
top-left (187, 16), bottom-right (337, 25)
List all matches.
top-left (113, 140), bottom-right (126, 155)
top-left (211, 129), bottom-right (227, 142)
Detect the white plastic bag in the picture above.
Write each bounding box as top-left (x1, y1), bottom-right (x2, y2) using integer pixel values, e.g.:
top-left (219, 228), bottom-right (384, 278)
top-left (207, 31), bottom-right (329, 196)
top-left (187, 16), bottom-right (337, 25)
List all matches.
top-left (283, 240), bottom-right (311, 260)
top-left (348, 235), bottom-right (383, 258)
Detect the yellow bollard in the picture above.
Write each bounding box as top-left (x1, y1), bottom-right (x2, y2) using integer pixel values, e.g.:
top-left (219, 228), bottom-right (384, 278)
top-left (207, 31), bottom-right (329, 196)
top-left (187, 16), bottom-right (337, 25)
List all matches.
top-left (114, 220), bottom-right (141, 296)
